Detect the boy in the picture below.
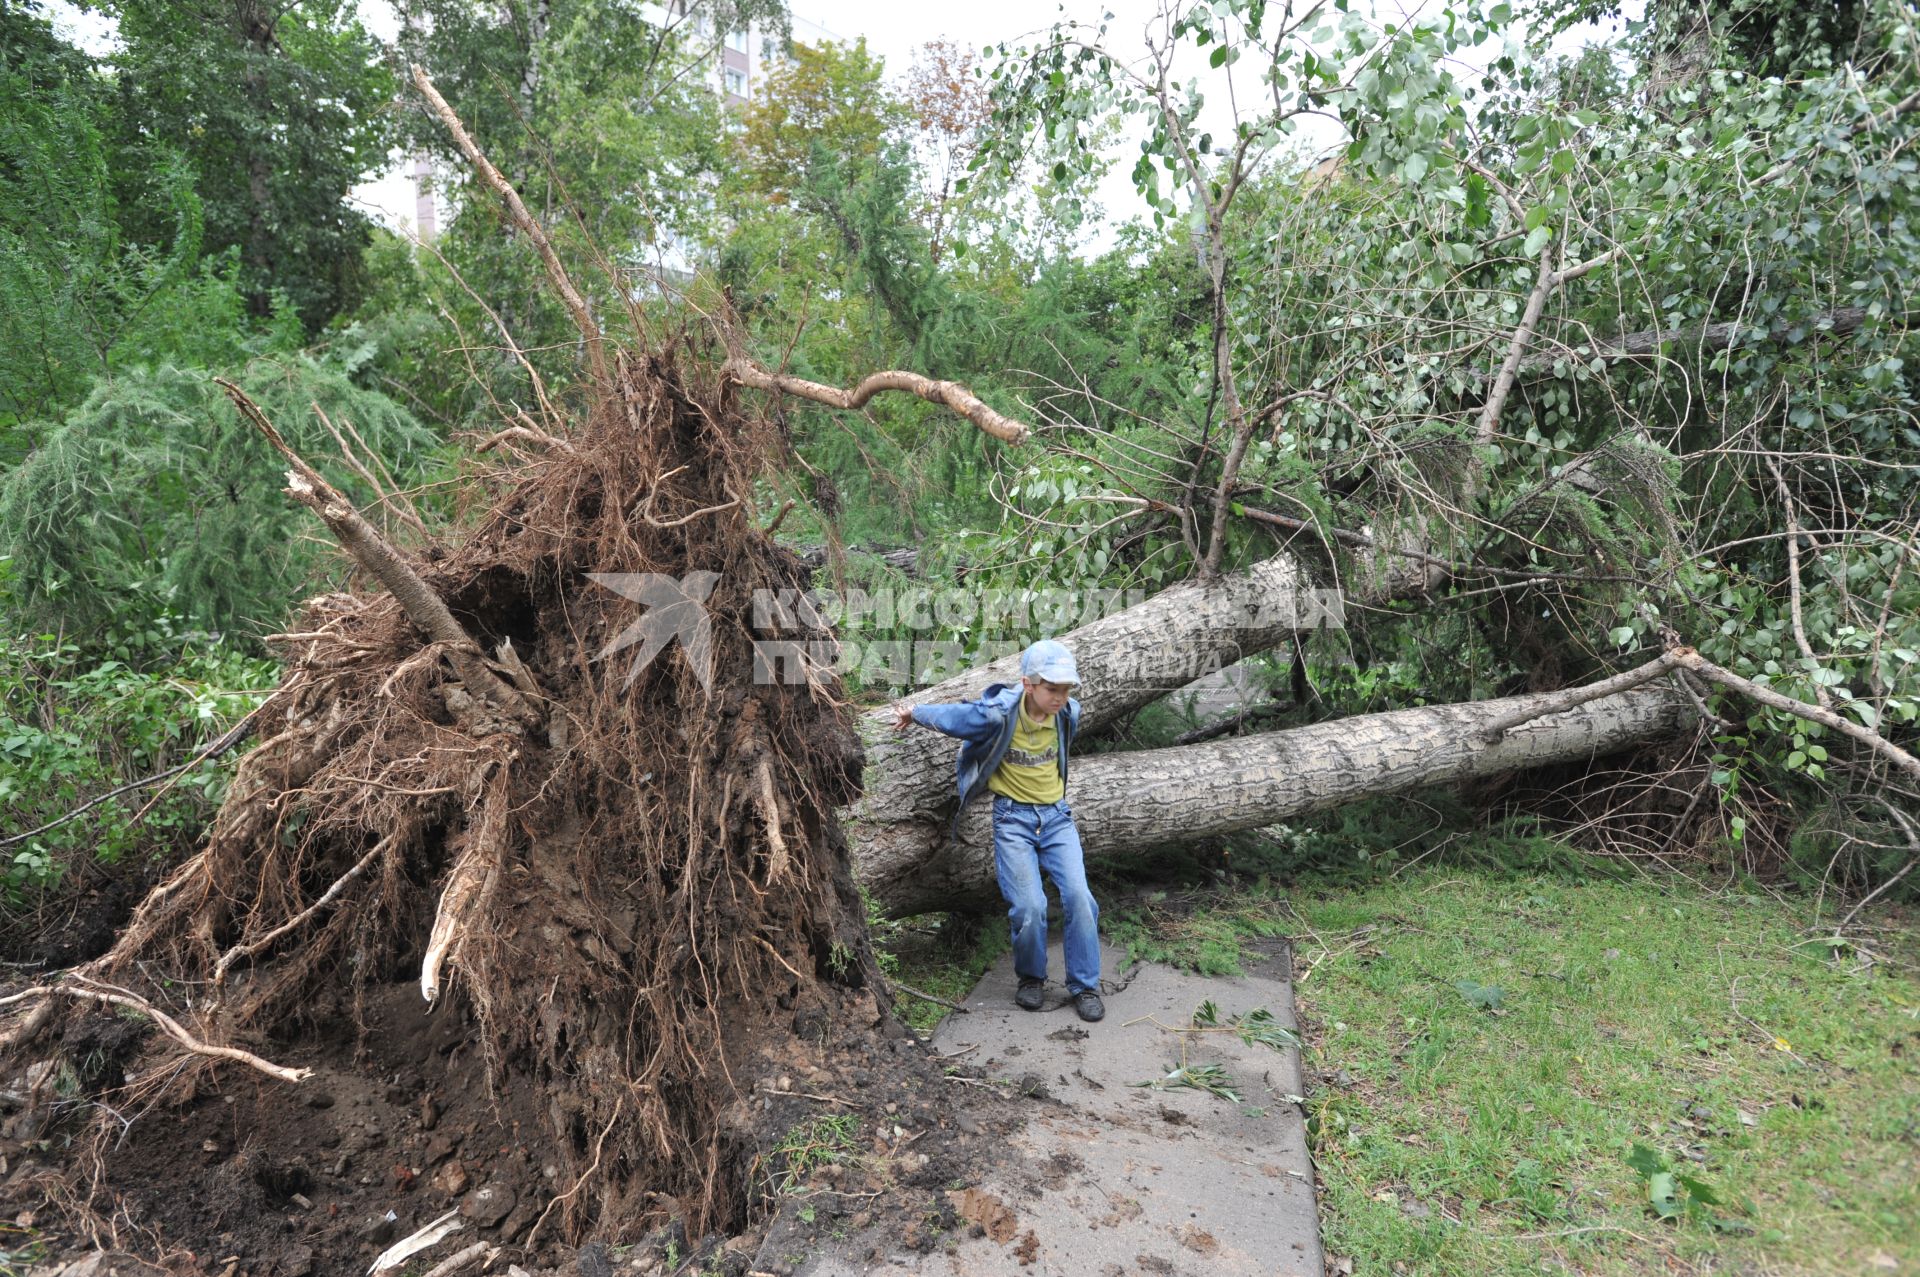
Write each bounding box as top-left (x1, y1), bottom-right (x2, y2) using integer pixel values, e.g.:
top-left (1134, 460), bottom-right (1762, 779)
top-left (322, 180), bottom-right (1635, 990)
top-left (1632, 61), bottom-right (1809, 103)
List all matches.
top-left (891, 639), bottom-right (1104, 1022)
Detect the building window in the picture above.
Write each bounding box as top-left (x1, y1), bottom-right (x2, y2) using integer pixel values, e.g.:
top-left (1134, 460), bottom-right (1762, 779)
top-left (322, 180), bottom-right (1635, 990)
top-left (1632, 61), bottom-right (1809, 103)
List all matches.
top-left (725, 28), bottom-right (748, 52)
top-left (724, 68), bottom-right (746, 98)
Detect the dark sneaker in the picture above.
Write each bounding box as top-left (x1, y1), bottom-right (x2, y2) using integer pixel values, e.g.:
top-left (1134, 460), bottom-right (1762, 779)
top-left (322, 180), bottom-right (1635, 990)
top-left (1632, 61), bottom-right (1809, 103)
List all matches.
top-left (1072, 989), bottom-right (1105, 1023)
top-left (1015, 977), bottom-right (1046, 1011)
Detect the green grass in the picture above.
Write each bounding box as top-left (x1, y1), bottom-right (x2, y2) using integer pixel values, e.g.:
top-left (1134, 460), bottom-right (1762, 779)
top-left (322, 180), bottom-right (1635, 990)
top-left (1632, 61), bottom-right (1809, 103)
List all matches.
top-left (1290, 869), bottom-right (1918, 1275)
top-left (873, 862), bottom-right (1920, 1275)
top-left (759, 1111), bottom-right (863, 1198)
top-left (869, 907), bottom-right (1009, 1033)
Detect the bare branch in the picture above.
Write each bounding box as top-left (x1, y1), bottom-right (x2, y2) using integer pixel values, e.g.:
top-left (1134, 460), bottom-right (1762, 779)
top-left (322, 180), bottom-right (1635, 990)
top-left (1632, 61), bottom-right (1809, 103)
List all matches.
top-left (1476, 647), bottom-right (1920, 785)
top-left (410, 65), bottom-right (609, 387)
top-left (723, 356), bottom-right (1031, 445)
top-left (216, 379), bottom-right (538, 727)
top-left (1518, 306), bottom-right (1873, 377)
top-left (1765, 457), bottom-right (1834, 711)
top-left (212, 833), bottom-right (399, 988)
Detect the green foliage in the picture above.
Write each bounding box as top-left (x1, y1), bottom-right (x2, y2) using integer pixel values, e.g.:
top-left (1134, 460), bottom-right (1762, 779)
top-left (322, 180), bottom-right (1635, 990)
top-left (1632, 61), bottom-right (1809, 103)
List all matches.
top-left (1134, 1060), bottom-right (1241, 1102)
top-left (761, 1112), bottom-right (860, 1197)
top-left (104, 0), bottom-right (395, 331)
top-left (1625, 1143), bottom-right (1753, 1232)
top-left (0, 2), bottom-right (275, 438)
top-left (1533, 0), bottom-right (1901, 80)
top-left (737, 38), bottom-right (905, 202)
top-left (0, 573), bottom-right (274, 896)
top-left (393, 0), bottom-right (785, 404)
top-left (1453, 978), bottom-right (1507, 1011)
top-left (1107, 889), bottom-right (1291, 976)
top-left (1192, 998), bottom-right (1302, 1050)
top-left (0, 356), bottom-right (442, 637)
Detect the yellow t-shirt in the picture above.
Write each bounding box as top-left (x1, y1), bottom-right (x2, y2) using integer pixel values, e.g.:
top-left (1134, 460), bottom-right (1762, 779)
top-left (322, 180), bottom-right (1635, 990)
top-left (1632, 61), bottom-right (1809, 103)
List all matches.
top-left (987, 697), bottom-right (1064, 805)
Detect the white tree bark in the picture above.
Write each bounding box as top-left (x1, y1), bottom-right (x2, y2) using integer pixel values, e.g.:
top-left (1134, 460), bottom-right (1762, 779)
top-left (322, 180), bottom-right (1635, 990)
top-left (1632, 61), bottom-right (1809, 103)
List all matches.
top-left (848, 553), bottom-right (1322, 825)
top-left (843, 530), bottom-right (1435, 828)
top-left (854, 683), bottom-right (1691, 916)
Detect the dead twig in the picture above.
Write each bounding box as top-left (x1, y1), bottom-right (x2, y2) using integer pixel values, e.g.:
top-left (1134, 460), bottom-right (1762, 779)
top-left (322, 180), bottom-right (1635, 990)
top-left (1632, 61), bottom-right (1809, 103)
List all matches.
top-left (886, 981), bottom-right (969, 1014)
top-left (212, 832), bottom-right (400, 988)
top-left (0, 703), bottom-right (264, 851)
top-left (410, 66), bottom-right (608, 386)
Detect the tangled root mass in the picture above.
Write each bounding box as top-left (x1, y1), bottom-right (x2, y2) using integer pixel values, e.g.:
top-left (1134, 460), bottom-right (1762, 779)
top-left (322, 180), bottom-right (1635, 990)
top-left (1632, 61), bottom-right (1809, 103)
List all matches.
top-left (27, 346), bottom-right (889, 1248)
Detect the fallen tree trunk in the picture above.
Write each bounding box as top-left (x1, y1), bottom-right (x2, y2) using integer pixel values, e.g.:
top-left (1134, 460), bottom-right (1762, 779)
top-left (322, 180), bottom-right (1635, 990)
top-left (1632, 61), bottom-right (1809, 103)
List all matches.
top-left (855, 682), bottom-right (1692, 915)
top-left (841, 516), bottom-right (1441, 841)
top-left (847, 550), bottom-right (1388, 826)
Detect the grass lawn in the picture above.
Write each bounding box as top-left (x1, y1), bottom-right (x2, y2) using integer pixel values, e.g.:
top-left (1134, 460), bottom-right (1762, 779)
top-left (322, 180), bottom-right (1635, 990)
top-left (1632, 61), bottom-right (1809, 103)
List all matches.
top-left (878, 861), bottom-right (1920, 1276)
top-left (1283, 868), bottom-right (1917, 1276)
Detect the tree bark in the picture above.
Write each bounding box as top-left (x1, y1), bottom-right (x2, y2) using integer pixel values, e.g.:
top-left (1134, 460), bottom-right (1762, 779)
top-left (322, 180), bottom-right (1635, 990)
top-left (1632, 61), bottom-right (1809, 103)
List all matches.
top-left (846, 552), bottom-right (1314, 827)
top-left (854, 682), bottom-right (1691, 916)
top-left (845, 533), bottom-right (1437, 830)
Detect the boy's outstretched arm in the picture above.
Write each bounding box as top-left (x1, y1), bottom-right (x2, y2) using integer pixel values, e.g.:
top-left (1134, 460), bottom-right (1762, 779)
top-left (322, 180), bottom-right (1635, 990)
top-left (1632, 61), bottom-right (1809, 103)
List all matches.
top-left (891, 697), bottom-right (1002, 742)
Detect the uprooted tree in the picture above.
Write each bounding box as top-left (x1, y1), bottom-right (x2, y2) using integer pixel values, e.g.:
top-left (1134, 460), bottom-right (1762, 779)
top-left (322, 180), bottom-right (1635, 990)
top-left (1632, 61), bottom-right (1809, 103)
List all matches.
top-left (5, 0), bottom-right (1920, 1267)
top-left (0, 71), bottom-right (1066, 1261)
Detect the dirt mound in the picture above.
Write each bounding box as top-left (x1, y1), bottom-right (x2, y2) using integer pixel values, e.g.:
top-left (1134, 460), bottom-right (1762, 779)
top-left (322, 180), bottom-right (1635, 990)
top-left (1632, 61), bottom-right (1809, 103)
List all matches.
top-left (0, 347), bottom-right (1005, 1271)
top-left (5, 978), bottom-right (1020, 1276)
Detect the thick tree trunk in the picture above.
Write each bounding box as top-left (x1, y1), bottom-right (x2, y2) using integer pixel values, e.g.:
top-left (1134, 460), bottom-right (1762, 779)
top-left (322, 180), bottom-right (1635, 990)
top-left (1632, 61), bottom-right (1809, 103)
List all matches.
top-left (845, 534), bottom-right (1435, 828)
top-left (855, 682), bottom-right (1691, 916)
top-left (850, 554), bottom-right (1306, 824)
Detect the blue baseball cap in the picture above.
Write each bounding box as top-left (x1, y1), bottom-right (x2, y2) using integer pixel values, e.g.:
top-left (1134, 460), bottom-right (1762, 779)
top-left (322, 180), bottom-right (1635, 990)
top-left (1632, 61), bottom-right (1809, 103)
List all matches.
top-left (1021, 639), bottom-right (1080, 686)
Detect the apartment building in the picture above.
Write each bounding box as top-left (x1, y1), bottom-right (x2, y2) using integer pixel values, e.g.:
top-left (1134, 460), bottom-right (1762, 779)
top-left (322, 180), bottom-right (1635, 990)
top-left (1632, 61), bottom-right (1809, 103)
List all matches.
top-left (707, 10), bottom-right (845, 107)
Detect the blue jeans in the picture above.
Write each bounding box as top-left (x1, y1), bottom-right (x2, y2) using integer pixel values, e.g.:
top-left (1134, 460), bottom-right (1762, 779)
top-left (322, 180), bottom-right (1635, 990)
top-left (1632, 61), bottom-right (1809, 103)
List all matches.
top-left (990, 795), bottom-right (1101, 994)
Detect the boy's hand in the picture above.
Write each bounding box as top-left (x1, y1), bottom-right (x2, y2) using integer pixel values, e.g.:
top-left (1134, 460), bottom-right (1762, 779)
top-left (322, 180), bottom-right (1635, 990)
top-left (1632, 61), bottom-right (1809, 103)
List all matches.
top-left (891, 702), bottom-right (916, 732)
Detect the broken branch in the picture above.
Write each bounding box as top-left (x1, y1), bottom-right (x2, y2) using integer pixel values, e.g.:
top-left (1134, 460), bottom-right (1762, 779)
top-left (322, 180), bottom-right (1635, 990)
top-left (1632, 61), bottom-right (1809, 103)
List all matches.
top-left (1475, 646), bottom-right (1920, 785)
top-left (410, 65), bottom-right (609, 387)
top-left (724, 357), bottom-right (1031, 445)
top-left (216, 379), bottom-right (538, 727)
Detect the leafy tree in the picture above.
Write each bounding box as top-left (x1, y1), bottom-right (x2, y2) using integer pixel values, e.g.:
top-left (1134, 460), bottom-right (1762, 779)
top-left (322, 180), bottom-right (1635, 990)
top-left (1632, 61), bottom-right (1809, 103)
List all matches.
top-left (1535, 0), bottom-right (1895, 80)
top-left (937, 0), bottom-right (1919, 885)
top-left (736, 37), bottom-right (904, 202)
top-left (393, 0), bottom-right (788, 391)
top-left (902, 39), bottom-right (991, 263)
top-left (0, 355), bottom-right (441, 637)
top-left (103, 0), bottom-right (395, 331)
top-left (1, 2), bottom-right (277, 448)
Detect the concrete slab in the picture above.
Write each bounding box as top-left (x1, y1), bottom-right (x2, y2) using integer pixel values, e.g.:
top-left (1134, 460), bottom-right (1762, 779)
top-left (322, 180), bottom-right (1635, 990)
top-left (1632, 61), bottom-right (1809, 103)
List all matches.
top-left (805, 942), bottom-right (1322, 1277)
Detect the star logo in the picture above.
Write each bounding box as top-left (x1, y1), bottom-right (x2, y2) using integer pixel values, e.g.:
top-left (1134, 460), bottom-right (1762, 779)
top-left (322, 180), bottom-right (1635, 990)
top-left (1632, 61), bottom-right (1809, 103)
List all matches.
top-left (587, 571), bottom-right (723, 692)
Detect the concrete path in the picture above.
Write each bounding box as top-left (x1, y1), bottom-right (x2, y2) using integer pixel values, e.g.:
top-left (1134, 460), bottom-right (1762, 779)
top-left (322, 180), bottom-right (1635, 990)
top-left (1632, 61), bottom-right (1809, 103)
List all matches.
top-left (821, 941), bottom-right (1322, 1277)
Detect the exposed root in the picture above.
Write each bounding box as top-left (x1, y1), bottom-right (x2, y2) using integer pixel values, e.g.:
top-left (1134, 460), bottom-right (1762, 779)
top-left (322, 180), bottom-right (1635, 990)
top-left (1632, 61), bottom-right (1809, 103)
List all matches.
top-left (420, 764), bottom-right (512, 1005)
top-left (2, 347), bottom-right (891, 1255)
top-left (757, 755), bottom-right (792, 885)
top-left (211, 830), bottom-right (398, 989)
top-left (0, 977), bottom-right (310, 1084)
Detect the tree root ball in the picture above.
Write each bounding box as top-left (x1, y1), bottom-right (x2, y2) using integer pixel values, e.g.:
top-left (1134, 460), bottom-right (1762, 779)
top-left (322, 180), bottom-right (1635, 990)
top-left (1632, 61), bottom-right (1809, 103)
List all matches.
top-left (1, 347), bottom-right (897, 1260)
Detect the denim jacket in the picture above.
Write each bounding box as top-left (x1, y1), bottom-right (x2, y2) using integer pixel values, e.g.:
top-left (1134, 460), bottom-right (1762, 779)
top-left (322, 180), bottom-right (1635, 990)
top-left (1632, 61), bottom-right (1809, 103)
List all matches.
top-left (911, 683), bottom-right (1082, 834)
